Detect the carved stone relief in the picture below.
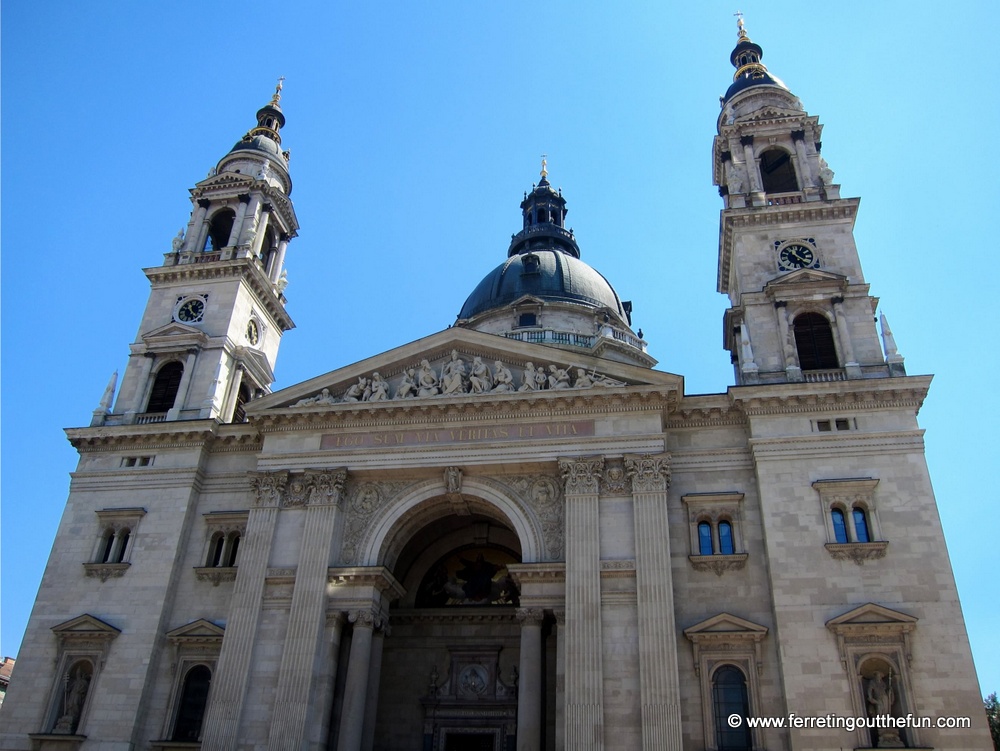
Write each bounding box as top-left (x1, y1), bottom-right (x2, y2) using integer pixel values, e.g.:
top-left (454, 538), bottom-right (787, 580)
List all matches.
top-left (624, 453), bottom-right (672, 493)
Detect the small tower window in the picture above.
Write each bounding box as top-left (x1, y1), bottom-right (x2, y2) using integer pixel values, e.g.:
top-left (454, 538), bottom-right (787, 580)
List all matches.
top-left (146, 361), bottom-right (184, 413)
top-left (758, 148), bottom-right (798, 193)
top-left (518, 313), bottom-right (538, 327)
top-left (793, 313), bottom-right (839, 370)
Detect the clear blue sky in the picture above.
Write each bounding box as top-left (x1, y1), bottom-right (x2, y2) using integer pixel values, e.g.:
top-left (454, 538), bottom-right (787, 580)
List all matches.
top-left (2, 1), bottom-right (997, 698)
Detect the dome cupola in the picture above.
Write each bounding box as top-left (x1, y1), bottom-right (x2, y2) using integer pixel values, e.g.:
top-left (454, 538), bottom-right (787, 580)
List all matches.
top-left (722, 14), bottom-right (791, 104)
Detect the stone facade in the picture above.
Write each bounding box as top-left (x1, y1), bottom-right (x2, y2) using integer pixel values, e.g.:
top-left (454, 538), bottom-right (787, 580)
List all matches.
top-left (0, 25), bottom-right (991, 751)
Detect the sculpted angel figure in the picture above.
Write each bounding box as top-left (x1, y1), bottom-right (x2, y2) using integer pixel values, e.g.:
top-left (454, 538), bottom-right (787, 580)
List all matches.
top-left (395, 368), bottom-right (417, 399)
top-left (533, 366), bottom-right (548, 390)
top-left (441, 350), bottom-right (467, 395)
top-left (469, 357), bottom-right (493, 393)
top-left (367, 372), bottom-right (389, 401)
top-left (417, 360), bottom-right (440, 397)
top-left (548, 365), bottom-right (571, 389)
top-left (492, 361), bottom-right (515, 392)
top-left (171, 228), bottom-right (185, 252)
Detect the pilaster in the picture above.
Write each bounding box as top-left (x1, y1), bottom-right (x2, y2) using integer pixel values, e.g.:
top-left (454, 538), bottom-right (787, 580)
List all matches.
top-left (625, 454), bottom-right (683, 749)
top-left (558, 456), bottom-right (605, 751)
top-left (267, 470), bottom-right (348, 751)
top-left (516, 607), bottom-right (545, 751)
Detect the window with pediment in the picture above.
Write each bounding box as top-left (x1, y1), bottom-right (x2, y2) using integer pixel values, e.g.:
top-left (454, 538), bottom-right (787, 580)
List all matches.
top-left (682, 492), bottom-right (748, 575)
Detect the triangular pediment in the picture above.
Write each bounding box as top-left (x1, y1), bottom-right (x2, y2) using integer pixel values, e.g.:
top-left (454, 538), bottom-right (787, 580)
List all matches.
top-left (684, 612), bottom-right (768, 641)
top-left (166, 618), bottom-right (225, 644)
top-left (142, 322), bottom-right (209, 349)
top-left (767, 268), bottom-right (846, 287)
top-left (249, 326), bottom-right (682, 415)
top-left (194, 171), bottom-right (255, 192)
top-left (235, 346), bottom-right (275, 386)
top-left (51, 614), bottom-right (121, 639)
top-left (826, 602), bottom-right (918, 628)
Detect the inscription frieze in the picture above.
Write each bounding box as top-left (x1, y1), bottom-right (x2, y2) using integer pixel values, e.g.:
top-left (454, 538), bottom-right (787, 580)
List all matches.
top-left (320, 419), bottom-right (595, 451)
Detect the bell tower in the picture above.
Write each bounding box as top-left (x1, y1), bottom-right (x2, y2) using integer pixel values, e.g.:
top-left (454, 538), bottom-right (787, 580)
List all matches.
top-left (713, 18), bottom-right (904, 385)
top-left (101, 81), bottom-right (299, 426)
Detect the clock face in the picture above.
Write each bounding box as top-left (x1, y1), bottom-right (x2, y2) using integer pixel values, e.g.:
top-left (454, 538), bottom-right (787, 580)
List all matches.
top-left (176, 298), bottom-right (205, 323)
top-left (246, 319), bottom-right (260, 345)
top-left (778, 243), bottom-right (817, 271)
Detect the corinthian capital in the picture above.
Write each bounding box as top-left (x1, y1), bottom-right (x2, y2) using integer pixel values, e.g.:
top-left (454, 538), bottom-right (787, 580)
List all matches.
top-left (558, 457), bottom-right (605, 496)
top-left (516, 607), bottom-right (545, 626)
top-left (624, 453), bottom-right (672, 494)
top-left (308, 469), bottom-right (348, 506)
top-left (250, 470), bottom-right (288, 508)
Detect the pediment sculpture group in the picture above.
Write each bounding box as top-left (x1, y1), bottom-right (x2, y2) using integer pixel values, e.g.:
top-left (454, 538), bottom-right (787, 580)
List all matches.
top-left (293, 350), bottom-right (624, 407)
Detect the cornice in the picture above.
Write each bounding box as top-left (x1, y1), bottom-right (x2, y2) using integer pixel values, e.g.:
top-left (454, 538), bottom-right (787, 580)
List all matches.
top-left (390, 608), bottom-right (518, 625)
top-left (749, 430), bottom-right (926, 460)
top-left (65, 420), bottom-right (262, 454)
top-left (728, 376), bottom-right (931, 417)
top-left (144, 259), bottom-right (294, 332)
top-left (251, 385), bottom-right (677, 434)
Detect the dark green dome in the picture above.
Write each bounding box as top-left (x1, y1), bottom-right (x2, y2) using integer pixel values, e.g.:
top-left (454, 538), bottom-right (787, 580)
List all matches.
top-left (458, 249), bottom-right (625, 320)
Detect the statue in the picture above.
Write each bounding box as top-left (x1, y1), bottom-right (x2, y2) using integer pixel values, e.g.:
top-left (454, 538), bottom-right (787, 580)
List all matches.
top-left (53, 664), bottom-right (90, 734)
top-left (469, 357), bottom-right (493, 393)
top-left (518, 362), bottom-right (538, 391)
top-left (727, 162), bottom-right (748, 194)
top-left (492, 361), bottom-right (515, 392)
top-left (574, 368), bottom-right (595, 388)
top-left (342, 377), bottom-right (368, 402)
top-left (445, 466), bottom-right (463, 494)
top-left (866, 671), bottom-right (893, 717)
top-left (206, 166), bottom-right (217, 178)
top-left (276, 269), bottom-right (289, 293)
top-left (417, 360), bottom-right (440, 397)
top-left (257, 159), bottom-right (271, 180)
top-left (171, 228), bottom-right (185, 252)
top-left (818, 156), bottom-right (835, 186)
top-left (395, 368), bottom-right (417, 399)
top-left (548, 365), bottom-right (571, 390)
top-left (367, 372), bottom-right (389, 401)
top-left (533, 366), bottom-right (548, 390)
top-left (440, 350), bottom-right (468, 395)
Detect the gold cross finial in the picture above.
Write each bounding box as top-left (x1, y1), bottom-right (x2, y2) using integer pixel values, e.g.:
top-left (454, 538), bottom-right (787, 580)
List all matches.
top-left (734, 11), bottom-right (748, 40)
top-left (540, 154), bottom-right (548, 179)
top-left (270, 76), bottom-right (285, 105)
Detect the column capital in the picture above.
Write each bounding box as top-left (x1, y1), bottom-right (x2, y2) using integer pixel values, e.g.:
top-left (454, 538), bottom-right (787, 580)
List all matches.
top-left (348, 608), bottom-right (381, 630)
top-left (558, 456), bottom-right (604, 495)
top-left (739, 134), bottom-right (755, 147)
top-left (250, 470), bottom-right (288, 508)
top-left (624, 453), bottom-right (672, 494)
top-left (516, 607), bottom-right (545, 626)
top-left (308, 469), bottom-right (348, 507)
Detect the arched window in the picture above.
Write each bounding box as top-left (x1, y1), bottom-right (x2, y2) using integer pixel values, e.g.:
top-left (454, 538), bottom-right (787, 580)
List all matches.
top-left (147, 362), bottom-right (184, 413)
top-left (209, 533), bottom-right (225, 567)
top-left (100, 528), bottom-right (116, 563)
top-left (713, 666), bottom-right (752, 751)
top-left (698, 522), bottom-right (714, 556)
top-left (852, 507), bottom-right (871, 543)
top-left (758, 148), bottom-right (798, 193)
top-left (171, 664), bottom-right (212, 741)
top-left (205, 209), bottom-right (235, 251)
top-left (718, 521), bottom-right (735, 555)
top-left (225, 532), bottom-right (241, 567)
top-left (793, 313), bottom-right (839, 370)
top-left (831, 509), bottom-right (849, 544)
top-left (232, 383), bottom-right (252, 424)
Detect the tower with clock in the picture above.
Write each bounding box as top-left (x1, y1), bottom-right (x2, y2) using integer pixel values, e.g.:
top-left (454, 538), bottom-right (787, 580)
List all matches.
top-left (713, 19), bottom-right (899, 385)
top-left (105, 81), bottom-right (299, 427)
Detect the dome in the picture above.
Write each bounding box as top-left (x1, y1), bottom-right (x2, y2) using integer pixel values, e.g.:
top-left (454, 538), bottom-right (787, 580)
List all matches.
top-left (723, 69), bottom-right (790, 103)
top-left (229, 133), bottom-right (284, 158)
top-left (458, 249), bottom-right (626, 320)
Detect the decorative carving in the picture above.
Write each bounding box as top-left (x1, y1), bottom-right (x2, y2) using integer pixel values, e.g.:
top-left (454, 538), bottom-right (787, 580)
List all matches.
top-left (194, 567), bottom-right (238, 586)
top-left (515, 608), bottom-right (545, 626)
top-left (469, 357), bottom-right (493, 393)
top-left (547, 365), bottom-right (571, 390)
top-left (527, 476), bottom-right (563, 558)
top-left (309, 469), bottom-right (347, 507)
top-left (417, 359), bottom-right (440, 397)
top-left (251, 471), bottom-right (287, 508)
top-left (600, 460), bottom-right (628, 494)
top-left (83, 563), bottom-right (129, 582)
top-left (348, 608), bottom-right (379, 629)
top-left (559, 457), bottom-right (604, 496)
top-left (624, 453), bottom-right (672, 493)
top-left (352, 483), bottom-right (382, 515)
top-left (283, 475), bottom-right (310, 508)
top-left (441, 350), bottom-right (468, 395)
top-left (339, 480), bottom-right (414, 564)
top-left (688, 554), bottom-right (749, 576)
top-left (825, 541), bottom-right (888, 565)
top-left (444, 466), bottom-right (463, 494)
top-left (457, 664), bottom-right (490, 697)
top-left (491, 361), bottom-right (515, 392)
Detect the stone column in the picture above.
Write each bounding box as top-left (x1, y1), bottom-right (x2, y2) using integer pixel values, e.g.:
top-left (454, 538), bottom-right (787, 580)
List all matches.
top-left (625, 454), bottom-right (683, 750)
top-left (361, 624), bottom-right (387, 751)
top-left (336, 608), bottom-right (379, 751)
top-left (791, 130), bottom-right (815, 189)
top-left (774, 302), bottom-right (803, 382)
top-left (238, 195), bottom-right (262, 248)
top-left (558, 457), bottom-right (605, 751)
top-left (553, 610), bottom-right (566, 751)
top-left (228, 194), bottom-right (252, 247)
top-left (740, 135), bottom-right (762, 194)
top-left (270, 234), bottom-right (290, 282)
top-left (309, 613), bottom-right (346, 749)
top-left (166, 349), bottom-right (199, 420)
top-left (517, 608), bottom-right (545, 751)
top-left (267, 471), bottom-right (347, 751)
top-left (201, 471), bottom-right (288, 751)
top-left (831, 297), bottom-right (862, 378)
top-left (122, 353), bottom-right (155, 421)
top-left (251, 204), bottom-right (272, 260)
top-left (189, 198), bottom-right (211, 253)
top-left (220, 364), bottom-right (245, 424)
